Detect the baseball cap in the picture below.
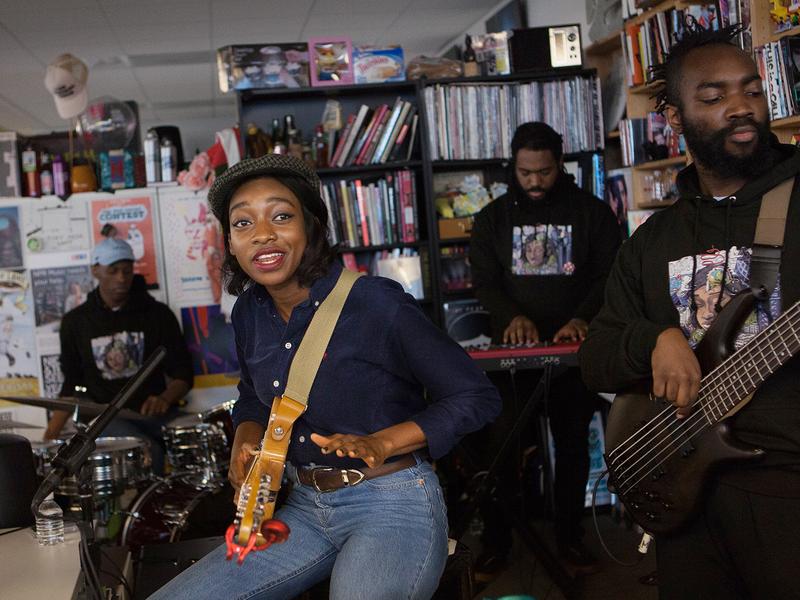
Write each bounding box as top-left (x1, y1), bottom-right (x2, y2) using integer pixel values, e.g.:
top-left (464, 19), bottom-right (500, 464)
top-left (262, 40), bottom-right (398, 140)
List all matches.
top-left (44, 53), bottom-right (89, 119)
top-left (92, 238), bottom-right (135, 266)
top-left (207, 154), bottom-right (321, 222)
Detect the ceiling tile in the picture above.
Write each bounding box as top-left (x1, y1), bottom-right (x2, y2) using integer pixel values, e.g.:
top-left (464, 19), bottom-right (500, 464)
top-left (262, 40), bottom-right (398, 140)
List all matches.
top-left (209, 0), bottom-right (314, 21)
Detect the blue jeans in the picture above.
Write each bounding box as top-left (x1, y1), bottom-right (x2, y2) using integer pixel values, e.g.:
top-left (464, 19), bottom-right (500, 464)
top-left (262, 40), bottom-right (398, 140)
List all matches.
top-left (148, 455), bottom-right (449, 600)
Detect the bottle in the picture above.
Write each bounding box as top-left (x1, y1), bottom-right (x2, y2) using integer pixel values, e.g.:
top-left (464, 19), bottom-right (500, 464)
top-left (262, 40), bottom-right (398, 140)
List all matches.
top-left (314, 124), bottom-right (329, 167)
top-left (36, 494), bottom-right (64, 546)
top-left (287, 128), bottom-right (303, 160)
top-left (144, 129), bottom-right (161, 184)
top-left (21, 144), bottom-right (40, 197)
top-left (71, 157), bottom-right (97, 193)
top-left (271, 117), bottom-right (286, 154)
top-left (463, 35), bottom-right (480, 77)
top-left (160, 138), bottom-right (176, 182)
top-left (52, 154), bottom-right (69, 197)
top-left (39, 152), bottom-right (54, 196)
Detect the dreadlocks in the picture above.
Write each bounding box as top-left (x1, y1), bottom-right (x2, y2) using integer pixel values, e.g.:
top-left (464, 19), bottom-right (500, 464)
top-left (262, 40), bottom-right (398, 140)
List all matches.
top-left (652, 23), bottom-right (746, 114)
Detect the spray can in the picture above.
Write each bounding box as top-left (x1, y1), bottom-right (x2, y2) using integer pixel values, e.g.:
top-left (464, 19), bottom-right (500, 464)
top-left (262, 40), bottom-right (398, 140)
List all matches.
top-left (144, 129), bottom-right (161, 184)
top-left (160, 138), bottom-right (176, 182)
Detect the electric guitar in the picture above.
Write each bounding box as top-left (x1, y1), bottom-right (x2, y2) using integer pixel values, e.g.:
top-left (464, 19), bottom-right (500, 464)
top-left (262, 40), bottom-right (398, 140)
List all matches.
top-left (225, 395), bottom-right (300, 564)
top-left (604, 292), bottom-right (800, 535)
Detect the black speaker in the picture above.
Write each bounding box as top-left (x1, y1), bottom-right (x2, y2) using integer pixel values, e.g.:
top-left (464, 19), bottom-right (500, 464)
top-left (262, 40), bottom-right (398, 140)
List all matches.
top-left (0, 433), bottom-right (38, 528)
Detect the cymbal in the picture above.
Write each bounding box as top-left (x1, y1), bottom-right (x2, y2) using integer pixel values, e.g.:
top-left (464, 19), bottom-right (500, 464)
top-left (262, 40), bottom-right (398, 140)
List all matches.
top-left (0, 395), bottom-right (146, 421)
top-left (0, 420), bottom-right (41, 429)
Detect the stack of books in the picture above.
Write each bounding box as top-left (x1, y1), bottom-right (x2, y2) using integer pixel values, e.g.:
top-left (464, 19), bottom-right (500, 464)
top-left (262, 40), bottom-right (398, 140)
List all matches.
top-left (321, 169), bottom-right (418, 248)
top-left (326, 99), bottom-right (418, 167)
top-left (619, 112), bottom-right (683, 166)
top-left (423, 76), bottom-right (604, 160)
top-left (755, 37), bottom-right (800, 121)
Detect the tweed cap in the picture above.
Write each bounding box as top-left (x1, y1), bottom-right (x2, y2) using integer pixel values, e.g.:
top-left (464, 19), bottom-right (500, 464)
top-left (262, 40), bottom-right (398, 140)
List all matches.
top-left (207, 154), bottom-right (321, 222)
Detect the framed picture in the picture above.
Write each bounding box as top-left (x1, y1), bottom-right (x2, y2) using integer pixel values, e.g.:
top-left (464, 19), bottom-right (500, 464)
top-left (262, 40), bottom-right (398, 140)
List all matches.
top-left (308, 36), bottom-right (354, 87)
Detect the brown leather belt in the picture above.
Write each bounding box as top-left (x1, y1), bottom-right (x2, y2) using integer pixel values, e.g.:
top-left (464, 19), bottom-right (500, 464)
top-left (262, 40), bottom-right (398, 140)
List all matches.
top-left (297, 454), bottom-right (417, 493)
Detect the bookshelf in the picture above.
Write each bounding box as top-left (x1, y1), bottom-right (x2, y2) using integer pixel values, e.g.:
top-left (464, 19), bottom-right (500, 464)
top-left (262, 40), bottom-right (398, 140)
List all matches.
top-left (585, 0), bottom-right (800, 214)
top-left (236, 69), bottom-right (604, 326)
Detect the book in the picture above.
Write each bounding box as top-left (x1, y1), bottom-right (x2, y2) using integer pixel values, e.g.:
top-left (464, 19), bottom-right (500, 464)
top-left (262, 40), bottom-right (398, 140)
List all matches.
top-left (330, 114), bottom-right (356, 167)
top-left (405, 114), bottom-right (419, 161)
top-left (379, 101), bottom-right (412, 163)
top-left (355, 104), bottom-right (389, 165)
top-left (372, 98), bottom-right (406, 164)
top-left (337, 104), bottom-right (371, 167)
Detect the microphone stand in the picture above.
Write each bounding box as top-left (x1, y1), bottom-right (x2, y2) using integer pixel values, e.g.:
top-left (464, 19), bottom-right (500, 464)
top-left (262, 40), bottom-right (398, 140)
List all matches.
top-left (30, 346), bottom-right (167, 599)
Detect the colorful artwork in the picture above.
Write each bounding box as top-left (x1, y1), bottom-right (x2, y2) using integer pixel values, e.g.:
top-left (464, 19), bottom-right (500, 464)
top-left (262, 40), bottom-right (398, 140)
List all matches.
top-left (158, 188), bottom-right (223, 307)
top-left (90, 195), bottom-right (159, 288)
top-left (0, 206), bottom-right (23, 269)
top-left (90, 331), bottom-right (145, 381)
top-left (181, 305), bottom-right (239, 388)
top-left (30, 265), bottom-right (93, 327)
top-left (511, 224), bottom-right (574, 276)
top-left (0, 269), bottom-right (38, 396)
top-left (668, 246), bottom-right (781, 349)
top-left (309, 37), bottom-right (353, 87)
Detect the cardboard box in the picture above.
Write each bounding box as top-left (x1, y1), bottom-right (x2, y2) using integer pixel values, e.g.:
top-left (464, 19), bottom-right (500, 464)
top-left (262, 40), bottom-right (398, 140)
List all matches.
top-left (438, 216), bottom-right (474, 239)
top-left (353, 45), bottom-right (405, 83)
top-left (216, 43), bottom-right (310, 92)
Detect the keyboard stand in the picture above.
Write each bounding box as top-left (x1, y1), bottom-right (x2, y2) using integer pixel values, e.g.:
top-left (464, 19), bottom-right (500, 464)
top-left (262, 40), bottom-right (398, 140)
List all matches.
top-left (454, 363), bottom-right (577, 598)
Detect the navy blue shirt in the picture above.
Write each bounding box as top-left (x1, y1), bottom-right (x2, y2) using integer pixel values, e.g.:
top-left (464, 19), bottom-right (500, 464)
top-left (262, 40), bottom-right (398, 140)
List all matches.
top-left (231, 262), bottom-right (501, 467)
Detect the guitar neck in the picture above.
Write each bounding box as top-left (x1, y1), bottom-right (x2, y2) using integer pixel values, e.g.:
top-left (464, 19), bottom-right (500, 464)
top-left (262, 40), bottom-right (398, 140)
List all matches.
top-left (700, 299), bottom-right (800, 423)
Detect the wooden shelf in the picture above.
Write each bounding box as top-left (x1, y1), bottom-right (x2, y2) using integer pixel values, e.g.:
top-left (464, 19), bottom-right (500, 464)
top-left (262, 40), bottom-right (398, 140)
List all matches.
top-left (239, 80), bottom-right (415, 101)
top-left (637, 199), bottom-right (676, 209)
top-left (337, 241), bottom-right (426, 253)
top-left (607, 130), bottom-right (620, 139)
top-left (771, 115), bottom-right (800, 129)
top-left (586, 30), bottom-right (622, 56)
top-left (633, 155), bottom-right (687, 170)
top-left (629, 80), bottom-right (664, 95)
top-left (771, 26), bottom-right (800, 42)
top-left (626, 0), bottom-right (704, 27)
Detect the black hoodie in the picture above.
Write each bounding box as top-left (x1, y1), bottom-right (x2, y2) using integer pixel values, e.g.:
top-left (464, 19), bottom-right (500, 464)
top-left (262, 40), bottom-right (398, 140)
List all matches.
top-left (580, 138), bottom-right (800, 494)
top-left (470, 170), bottom-right (621, 341)
top-left (58, 275), bottom-right (193, 412)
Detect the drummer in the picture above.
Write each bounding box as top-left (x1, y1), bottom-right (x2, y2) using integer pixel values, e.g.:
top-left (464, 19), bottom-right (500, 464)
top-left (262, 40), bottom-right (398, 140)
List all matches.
top-left (43, 238), bottom-right (194, 474)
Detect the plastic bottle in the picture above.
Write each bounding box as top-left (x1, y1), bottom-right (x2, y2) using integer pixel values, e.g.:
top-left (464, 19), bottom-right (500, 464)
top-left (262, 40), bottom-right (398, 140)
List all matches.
top-left (36, 494), bottom-right (64, 546)
top-left (52, 154), bottom-right (69, 197)
top-left (314, 124), bottom-right (328, 167)
top-left (21, 144), bottom-right (40, 197)
top-left (39, 152), bottom-right (54, 196)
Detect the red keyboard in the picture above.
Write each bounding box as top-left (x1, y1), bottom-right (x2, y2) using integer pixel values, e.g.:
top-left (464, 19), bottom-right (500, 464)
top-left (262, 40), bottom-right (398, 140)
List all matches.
top-left (467, 342), bottom-right (580, 372)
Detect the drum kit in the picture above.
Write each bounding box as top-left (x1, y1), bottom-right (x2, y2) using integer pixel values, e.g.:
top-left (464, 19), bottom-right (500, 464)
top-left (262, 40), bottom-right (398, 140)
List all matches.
top-left (10, 395), bottom-right (237, 550)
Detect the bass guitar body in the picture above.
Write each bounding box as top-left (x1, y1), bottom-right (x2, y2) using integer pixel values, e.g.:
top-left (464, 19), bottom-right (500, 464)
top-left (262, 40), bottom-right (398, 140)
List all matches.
top-left (604, 292), bottom-right (768, 535)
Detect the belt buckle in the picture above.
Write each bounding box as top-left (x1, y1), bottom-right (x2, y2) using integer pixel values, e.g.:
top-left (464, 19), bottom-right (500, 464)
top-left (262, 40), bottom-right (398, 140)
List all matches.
top-left (309, 466), bottom-right (366, 493)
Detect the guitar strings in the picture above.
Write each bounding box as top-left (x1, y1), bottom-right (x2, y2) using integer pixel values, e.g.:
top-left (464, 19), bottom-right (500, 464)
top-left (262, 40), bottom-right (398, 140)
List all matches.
top-left (608, 301), bottom-right (800, 476)
top-left (613, 312), bottom-right (800, 494)
top-left (607, 300), bottom-right (800, 474)
top-left (608, 303), bottom-right (800, 494)
top-left (611, 305), bottom-right (800, 492)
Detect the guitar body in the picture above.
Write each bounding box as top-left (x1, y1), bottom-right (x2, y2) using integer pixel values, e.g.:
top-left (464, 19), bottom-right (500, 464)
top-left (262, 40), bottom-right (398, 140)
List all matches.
top-left (606, 392), bottom-right (763, 534)
top-left (605, 292), bottom-right (767, 535)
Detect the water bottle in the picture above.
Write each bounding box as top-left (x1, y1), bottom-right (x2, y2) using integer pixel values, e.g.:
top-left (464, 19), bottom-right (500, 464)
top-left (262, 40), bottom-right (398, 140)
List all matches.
top-left (36, 494), bottom-right (64, 546)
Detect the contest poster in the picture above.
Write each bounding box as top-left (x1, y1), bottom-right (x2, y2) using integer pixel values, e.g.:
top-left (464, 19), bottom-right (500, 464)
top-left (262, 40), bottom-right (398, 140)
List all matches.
top-left (90, 196), bottom-right (159, 288)
top-left (157, 189), bottom-right (223, 307)
top-left (180, 305), bottom-right (239, 388)
top-left (0, 205), bottom-right (23, 269)
top-left (30, 265), bottom-right (93, 328)
top-left (0, 269), bottom-right (39, 397)
top-left (21, 196), bottom-right (91, 256)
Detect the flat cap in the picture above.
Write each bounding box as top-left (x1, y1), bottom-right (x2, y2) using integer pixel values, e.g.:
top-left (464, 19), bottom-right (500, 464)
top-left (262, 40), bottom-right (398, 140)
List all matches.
top-left (207, 154), bottom-right (321, 222)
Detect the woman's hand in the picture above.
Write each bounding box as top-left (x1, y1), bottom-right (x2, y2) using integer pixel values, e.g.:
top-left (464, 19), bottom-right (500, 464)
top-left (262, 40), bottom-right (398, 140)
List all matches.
top-left (228, 422), bottom-right (265, 504)
top-left (310, 433), bottom-right (391, 469)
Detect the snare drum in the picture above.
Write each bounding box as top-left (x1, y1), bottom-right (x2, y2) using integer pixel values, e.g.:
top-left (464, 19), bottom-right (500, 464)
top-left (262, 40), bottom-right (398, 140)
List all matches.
top-left (120, 475), bottom-right (235, 550)
top-left (31, 436), bottom-right (151, 498)
top-left (163, 401), bottom-right (234, 479)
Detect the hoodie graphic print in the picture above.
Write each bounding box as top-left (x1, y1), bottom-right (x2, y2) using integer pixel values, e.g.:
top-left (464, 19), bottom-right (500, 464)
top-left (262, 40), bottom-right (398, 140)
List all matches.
top-left (511, 224), bottom-right (574, 276)
top-left (668, 246), bottom-right (782, 349)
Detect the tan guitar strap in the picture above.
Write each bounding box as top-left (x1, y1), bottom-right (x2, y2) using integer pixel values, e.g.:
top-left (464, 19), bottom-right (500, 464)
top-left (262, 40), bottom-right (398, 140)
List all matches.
top-left (256, 268), bottom-right (362, 513)
top-left (750, 176), bottom-right (794, 300)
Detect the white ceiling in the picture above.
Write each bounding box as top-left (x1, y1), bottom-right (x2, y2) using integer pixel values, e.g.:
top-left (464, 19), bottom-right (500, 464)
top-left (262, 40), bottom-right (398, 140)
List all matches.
top-left (0, 0), bottom-right (504, 148)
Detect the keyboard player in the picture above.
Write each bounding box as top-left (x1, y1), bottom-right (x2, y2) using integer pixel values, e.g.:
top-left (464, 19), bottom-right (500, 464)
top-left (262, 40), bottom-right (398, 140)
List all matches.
top-left (468, 122), bottom-right (621, 576)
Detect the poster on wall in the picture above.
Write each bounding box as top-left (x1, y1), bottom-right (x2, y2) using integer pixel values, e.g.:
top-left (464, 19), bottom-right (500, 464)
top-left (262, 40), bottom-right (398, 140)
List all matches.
top-left (0, 206), bottom-right (23, 269)
top-left (90, 196), bottom-right (159, 288)
top-left (157, 188), bottom-right (223, 308)
top-left (0, 269), bottom-right (39, 397)
top-left (21, 196), bottom-right (91, 258)
top-left (30, 265), bottom-right (93, 328)
top-left (37, 333), bottom-right (64, 398)
top-left (180, 304), bottom-right (239, 388)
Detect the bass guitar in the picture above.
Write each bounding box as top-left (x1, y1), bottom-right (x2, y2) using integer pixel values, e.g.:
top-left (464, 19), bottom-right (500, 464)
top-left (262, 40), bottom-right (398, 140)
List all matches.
top-left (604, 292), bottom-right (800, 535)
